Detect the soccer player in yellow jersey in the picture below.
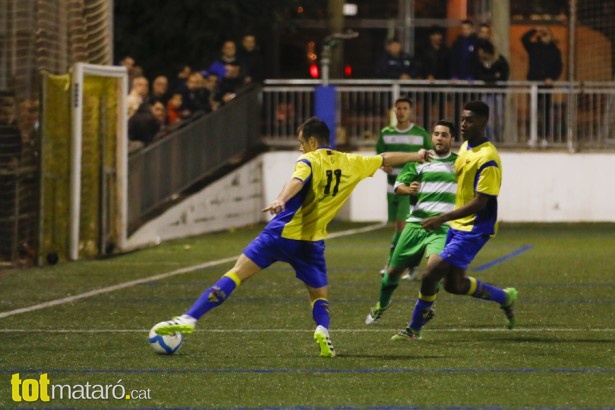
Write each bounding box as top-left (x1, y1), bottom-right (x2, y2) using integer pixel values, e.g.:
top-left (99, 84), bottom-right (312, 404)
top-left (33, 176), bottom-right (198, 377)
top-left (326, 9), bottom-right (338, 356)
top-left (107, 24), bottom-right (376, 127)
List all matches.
top-left (392, 101), bottom-right (518, 341)
top-left (154, 116), bottom-right (430, 357)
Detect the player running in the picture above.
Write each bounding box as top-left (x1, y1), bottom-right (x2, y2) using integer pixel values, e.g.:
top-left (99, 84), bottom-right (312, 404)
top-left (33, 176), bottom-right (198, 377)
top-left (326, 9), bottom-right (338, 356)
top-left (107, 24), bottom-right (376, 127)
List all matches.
top-left (366, 120), bottom-right (457, 326)
top-left (393, 101), bottom-right (518, 341)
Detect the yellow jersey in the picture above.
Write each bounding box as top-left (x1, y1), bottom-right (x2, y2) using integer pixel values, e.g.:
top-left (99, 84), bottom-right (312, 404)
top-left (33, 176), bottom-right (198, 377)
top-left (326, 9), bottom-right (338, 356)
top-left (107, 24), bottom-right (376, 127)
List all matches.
top-left (265, 148), bottom-right (383, 241)
top-left (450, 140), bottom-right (502, 236)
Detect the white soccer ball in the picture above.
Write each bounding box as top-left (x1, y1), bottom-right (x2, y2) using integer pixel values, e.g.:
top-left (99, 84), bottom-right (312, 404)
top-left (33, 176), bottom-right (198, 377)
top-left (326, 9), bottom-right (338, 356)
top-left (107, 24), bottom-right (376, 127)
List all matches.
top-left (148, 324), bottom-right (184, 355)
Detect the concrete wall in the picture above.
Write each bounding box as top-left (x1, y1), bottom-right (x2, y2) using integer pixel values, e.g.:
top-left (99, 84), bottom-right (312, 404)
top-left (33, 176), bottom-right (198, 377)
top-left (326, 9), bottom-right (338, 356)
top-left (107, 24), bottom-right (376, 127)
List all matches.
top-left (265, 151), bottom-right (615, 223)
top-left (124, 156), bottom-right (264, 250)
top-left (126, 151), bottom-right (615, 249)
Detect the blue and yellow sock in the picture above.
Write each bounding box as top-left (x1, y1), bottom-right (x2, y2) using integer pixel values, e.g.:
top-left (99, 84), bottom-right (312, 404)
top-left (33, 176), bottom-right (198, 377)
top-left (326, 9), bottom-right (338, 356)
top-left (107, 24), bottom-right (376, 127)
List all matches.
top-left (186, 271), bottom-right (241, 319)
top-left (466, 277), bottom-right (507, 305)
top-left (311, 298), bottom-right (330, 328)
top-left (409, 292), bottom-right (437, 331)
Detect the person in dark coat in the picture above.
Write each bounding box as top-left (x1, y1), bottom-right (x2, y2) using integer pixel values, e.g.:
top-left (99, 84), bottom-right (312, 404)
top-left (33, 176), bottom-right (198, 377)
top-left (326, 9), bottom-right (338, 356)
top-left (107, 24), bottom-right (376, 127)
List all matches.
top-left (476, 41), bottom-right (510, 141)
top-left (522, 26), bottom-right (563, 140)
top-left (376, 39), bottom-right (419, 79)
top-left (419, 25), bottom-right (451, 127)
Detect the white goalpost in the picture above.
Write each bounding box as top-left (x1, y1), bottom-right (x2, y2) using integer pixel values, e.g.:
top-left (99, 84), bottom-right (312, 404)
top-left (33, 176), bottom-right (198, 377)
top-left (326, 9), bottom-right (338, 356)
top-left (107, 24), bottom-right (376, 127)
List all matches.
top-left (69, 63), bottom-right (129, 260)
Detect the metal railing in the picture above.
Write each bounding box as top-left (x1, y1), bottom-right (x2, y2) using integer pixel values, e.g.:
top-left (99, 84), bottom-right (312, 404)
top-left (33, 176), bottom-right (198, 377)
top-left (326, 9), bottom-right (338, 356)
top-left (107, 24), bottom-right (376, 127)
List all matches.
top-left (127, 86), bottom-right (261, 233)
top-left (262, 79), bottom-right (615, 150)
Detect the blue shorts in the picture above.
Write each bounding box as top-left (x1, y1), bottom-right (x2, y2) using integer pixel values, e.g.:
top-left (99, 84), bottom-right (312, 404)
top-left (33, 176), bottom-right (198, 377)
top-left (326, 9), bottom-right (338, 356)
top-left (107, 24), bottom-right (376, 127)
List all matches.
top-left (243, 231), bottom-right (327, 288)
top-left (439, 228), bottom-right (490, 269)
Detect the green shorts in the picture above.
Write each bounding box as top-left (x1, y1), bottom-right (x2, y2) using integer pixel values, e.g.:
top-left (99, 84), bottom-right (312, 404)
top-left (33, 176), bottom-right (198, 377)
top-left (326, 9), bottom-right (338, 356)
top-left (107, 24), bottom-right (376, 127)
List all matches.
top-left (387, 193), bottom-right (410, 222)
top-left (389, 222), bottom-right (449, 269)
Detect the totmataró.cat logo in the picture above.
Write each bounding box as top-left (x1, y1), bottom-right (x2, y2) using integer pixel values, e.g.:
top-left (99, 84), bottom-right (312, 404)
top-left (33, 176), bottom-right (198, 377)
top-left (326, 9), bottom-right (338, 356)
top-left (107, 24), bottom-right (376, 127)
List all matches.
top-left (10, 373), bottom-right (151, 402)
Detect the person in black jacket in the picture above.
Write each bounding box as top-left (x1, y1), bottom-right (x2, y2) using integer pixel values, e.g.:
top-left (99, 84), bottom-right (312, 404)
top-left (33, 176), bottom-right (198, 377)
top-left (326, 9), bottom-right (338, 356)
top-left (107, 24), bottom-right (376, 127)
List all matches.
top-left (450, 20), bottom-right (480, 133)
top-left (476, 41), bottom-right (510, 141)
top-left (522, 27), bottom-right (563, 140)
top-left (237, 34), bottom-right (264, 84)
top-left (420, 26), bottom-right (451, 128)
top-left (376, 39), bottom-right (418, 80)
top-left (450, 20), bottom-right (479, 81)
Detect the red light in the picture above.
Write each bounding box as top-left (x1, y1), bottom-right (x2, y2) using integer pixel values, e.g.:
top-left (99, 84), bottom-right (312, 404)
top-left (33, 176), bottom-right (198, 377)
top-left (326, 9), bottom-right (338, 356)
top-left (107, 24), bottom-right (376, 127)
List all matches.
top-left (297, 6), bottom-right (304, 14)
top-left (344, 64), bottom-right (352, 77)
top-left (309, 64), bottom-right (320, 78)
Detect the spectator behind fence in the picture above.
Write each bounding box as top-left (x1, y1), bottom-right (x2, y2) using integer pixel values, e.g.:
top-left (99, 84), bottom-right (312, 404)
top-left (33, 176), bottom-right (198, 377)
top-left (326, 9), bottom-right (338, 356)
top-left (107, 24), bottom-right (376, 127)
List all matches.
top-left (419, 25), bottom-right (450, 128)
top-left (150, 99), bottom-right (167, 126)
top-left (478, 23), bottom-right (493, 42)
top-left (204, 72), bottom-right (222, 111)
top-left (450, 20), bottom-right (480, 135)
top-left (450, 19), bottom-right (480, 80)
top-left (150, 75), bottom-right (171, 106)
top-left (182, 72), bottom-right (212, 116)
top-left (476, 41), bottom-right (510, 141)
top-left (376, 39), bottom-right (418, 79)
top-left (119, 56), bottom-right (141, 82)
top-left (127, 75), bottom-right (149, 118)
top-left (238, 34), bottom-right (265, 84)
top-left (166, 92), bottom-right (185, 126)
top-left (420, 26), bottom-right (450, 81)
top-left (128, 102), bottom-right (160, 147)
top-left (476, 41), bottom-right (509, 83)
top-left (172, 65), bottom-right (192, 96)
top-left (207, 40), bottom-right (246, 96)
top-left (521, 26), bottom-right (563, 140)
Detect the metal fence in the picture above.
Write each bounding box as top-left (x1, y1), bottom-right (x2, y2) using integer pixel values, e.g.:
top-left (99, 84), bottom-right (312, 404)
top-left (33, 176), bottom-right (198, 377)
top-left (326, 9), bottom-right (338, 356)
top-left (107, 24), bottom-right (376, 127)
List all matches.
top-left (127, 86), bottom-right (261, 233)
top-left (262, 79), bottom-right (615, 150)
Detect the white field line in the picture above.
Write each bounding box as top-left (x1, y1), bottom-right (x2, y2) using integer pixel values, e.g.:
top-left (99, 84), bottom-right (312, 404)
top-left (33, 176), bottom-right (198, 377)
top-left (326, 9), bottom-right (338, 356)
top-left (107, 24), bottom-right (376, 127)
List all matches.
top-left (0, 328), bottom-right (613, 333)
top-left (0, 223), bottom-right (386, 320)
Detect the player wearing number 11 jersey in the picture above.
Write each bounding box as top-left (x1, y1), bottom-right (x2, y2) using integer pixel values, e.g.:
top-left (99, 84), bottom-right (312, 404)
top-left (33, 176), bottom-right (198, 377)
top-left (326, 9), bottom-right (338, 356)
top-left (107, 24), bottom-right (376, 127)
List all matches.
top-left (153, 116), bottom-right (431, 357)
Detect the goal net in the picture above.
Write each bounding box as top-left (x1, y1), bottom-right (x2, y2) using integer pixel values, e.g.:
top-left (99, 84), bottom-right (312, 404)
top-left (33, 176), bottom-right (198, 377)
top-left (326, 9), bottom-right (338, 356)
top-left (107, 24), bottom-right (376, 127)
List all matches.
top-left (40, 64), bottom-right (128, 263)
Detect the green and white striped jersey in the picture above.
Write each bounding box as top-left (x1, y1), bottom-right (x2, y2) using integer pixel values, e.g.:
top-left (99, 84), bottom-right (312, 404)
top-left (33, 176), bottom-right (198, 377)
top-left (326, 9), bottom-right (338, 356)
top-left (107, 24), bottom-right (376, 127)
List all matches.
top-left (394, 152), bottom-right (458, 223)
top-left (376, 124), bottom-right (431, 192)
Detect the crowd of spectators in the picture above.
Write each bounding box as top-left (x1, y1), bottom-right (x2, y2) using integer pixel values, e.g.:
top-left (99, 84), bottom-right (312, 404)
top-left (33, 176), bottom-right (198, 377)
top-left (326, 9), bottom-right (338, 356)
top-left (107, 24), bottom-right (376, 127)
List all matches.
top-left (122, 34), bottom-right (264, 152)
top-left (377, 20), bottom-right (513, 82)
top-left (376, 19), bottom-right (560, 86)
top-left (376, 19), bottom-right (562, 141)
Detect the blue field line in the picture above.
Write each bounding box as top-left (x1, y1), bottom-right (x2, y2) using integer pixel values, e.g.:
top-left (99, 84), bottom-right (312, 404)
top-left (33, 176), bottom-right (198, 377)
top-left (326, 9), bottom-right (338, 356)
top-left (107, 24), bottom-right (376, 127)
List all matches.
top-left (473, 245), bottom-right (533, 272)
top-left (3, 367), bottom-right (614, 375)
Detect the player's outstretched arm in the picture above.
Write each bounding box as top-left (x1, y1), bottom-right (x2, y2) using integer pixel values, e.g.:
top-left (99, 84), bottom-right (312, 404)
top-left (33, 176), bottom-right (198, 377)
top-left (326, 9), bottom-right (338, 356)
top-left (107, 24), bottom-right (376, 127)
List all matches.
top-left (262, 177), bottom-right (305, 215)
top-left (381, 148), bottom-right (431, 167)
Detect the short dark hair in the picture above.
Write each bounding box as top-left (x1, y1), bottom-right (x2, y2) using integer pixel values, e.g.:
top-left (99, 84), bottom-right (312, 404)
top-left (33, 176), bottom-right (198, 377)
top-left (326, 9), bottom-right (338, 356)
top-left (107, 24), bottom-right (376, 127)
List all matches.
top-left (433, 120), bottom-right (456, 137)
top-left (478, 40), bottom-right (495, 55)
top-left (463, 100), bottom-right (490, 119)
top-left (461, 19), bottom-right (474, 26)
top-left (429, 25), bottom-right (444, 36)
top-left (395, 96), bottom-right (413, 107)
top-left (298, 117), bottom-right (330, 145)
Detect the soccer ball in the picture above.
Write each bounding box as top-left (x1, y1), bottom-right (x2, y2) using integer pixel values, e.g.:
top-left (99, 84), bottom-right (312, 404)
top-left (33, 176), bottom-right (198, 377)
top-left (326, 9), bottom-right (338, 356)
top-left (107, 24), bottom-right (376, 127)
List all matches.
top-left (148, 324), bottom-right (184, 355)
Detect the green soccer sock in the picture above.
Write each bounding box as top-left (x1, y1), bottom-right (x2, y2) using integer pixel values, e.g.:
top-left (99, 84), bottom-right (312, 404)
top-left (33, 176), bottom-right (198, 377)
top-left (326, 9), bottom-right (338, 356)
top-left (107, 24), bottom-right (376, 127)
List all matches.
top-left (379, 273), bottom-right (400, 308)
